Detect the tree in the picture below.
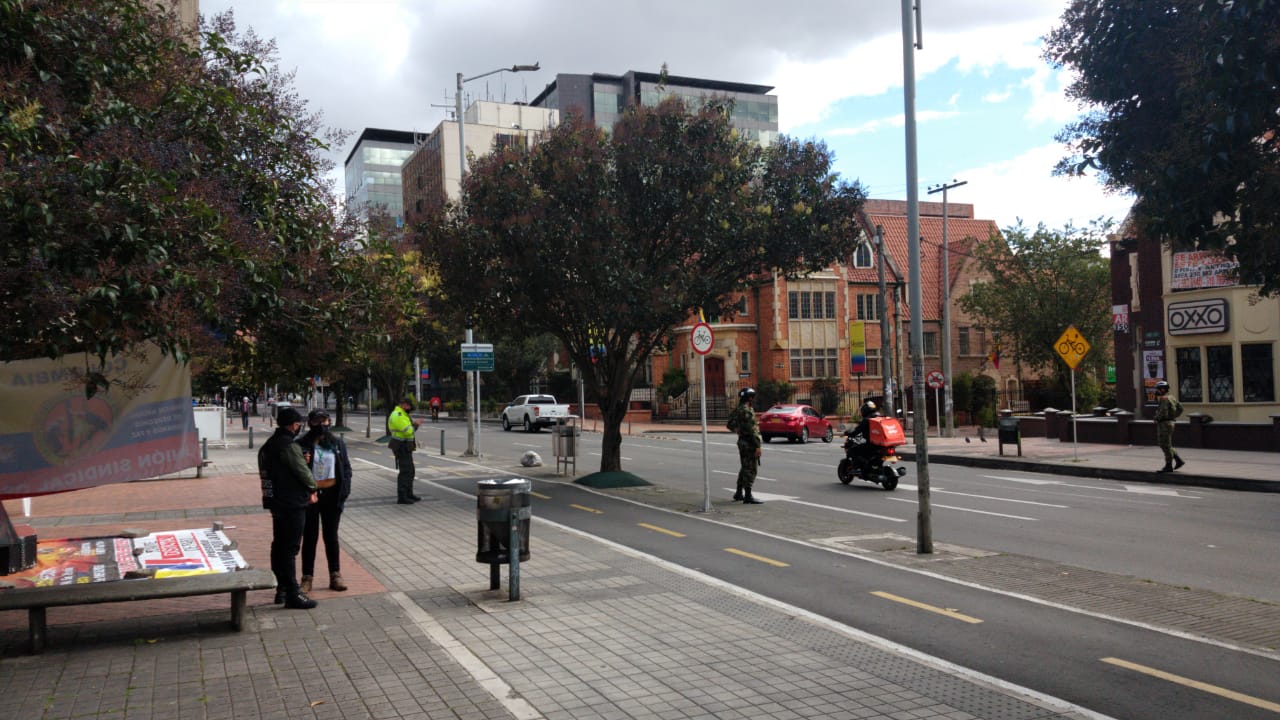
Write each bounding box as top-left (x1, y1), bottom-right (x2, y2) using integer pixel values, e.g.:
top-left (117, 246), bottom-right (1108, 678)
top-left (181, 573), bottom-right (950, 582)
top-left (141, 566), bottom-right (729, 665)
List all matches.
top-left (957, 222), bottom-right (1113, 386)
top-left (1045, 0), bottom-right (1280, 296)
top-left (0, 1), bottom-right (354, 394)
top-left (420, 98), bottom-right (864, 472)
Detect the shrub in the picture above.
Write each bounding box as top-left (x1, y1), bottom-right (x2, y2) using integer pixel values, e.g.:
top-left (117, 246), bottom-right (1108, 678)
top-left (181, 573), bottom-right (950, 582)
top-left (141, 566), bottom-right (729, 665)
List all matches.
top-left (757, 380), bottom-right (795, 410)
top-left (809, 377), bottom-right (842, 416)
top-left (657, 367), bottom-right (689, 402)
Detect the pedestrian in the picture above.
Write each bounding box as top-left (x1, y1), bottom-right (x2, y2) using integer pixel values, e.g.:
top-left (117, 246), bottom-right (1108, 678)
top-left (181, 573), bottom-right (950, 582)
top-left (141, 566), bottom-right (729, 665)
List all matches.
top-left (257, 407), bottom-right (319, 609)
top-left (240, 396), bottom-right (250, 430)
top-left (388, 397), bottom-right (422, 504)
top-left (298, 409), bottom-right (351, 594)
top-left (726, 387), bottom-right (763, 504)
top-left (1153, 380), bottom-right (1186, 473)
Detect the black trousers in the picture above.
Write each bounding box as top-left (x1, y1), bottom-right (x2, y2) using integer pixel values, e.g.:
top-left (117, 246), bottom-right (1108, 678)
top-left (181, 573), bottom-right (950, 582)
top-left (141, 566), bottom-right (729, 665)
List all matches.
top-left (392, 440), bottom-right (415, 500)
top-left (269, 505), bottom-right (307, 594)
top-left (301, 491), bottom-right (342, 577)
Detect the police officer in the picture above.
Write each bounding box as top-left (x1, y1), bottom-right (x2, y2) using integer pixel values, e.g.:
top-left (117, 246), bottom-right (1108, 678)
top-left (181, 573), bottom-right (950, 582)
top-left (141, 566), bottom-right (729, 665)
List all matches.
top-left (1153, 381), bottom-right (1186, 473)
top-left (726, 388), bottom-right (763, 504)
top-left (388, 397), bottom-right (422, 503)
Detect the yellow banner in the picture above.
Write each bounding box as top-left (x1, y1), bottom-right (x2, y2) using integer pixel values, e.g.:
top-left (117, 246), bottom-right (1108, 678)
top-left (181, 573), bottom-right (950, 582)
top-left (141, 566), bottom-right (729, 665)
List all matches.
top-left (849, 321), bottom-right (867, 374)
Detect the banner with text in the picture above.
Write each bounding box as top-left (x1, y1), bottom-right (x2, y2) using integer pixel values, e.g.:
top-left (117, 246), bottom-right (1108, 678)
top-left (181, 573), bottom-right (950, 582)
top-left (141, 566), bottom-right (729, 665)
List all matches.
top-left (849, 321), bottom-right (867, 374)
top-left (0, 344), bottom-right (200, 499)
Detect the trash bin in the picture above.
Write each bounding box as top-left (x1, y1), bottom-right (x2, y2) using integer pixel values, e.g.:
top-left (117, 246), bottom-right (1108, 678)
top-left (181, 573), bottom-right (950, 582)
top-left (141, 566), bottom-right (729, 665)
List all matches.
top-left (553, 416), bottom-right (579, 476)
top-left (476, 478), bottom-right (531, 564)
top-left (997, 416), bottom-right (1022, 456)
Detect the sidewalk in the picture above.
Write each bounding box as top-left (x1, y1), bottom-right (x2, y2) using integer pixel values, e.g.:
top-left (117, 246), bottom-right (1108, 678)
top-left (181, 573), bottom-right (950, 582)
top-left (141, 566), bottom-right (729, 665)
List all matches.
top-left (1, 419), bottom-right (1277, 720)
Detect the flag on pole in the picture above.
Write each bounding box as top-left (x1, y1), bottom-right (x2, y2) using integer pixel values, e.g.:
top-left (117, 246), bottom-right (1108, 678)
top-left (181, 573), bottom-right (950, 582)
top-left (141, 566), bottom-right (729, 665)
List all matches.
top-left (987, 341), bottom-right (1001, 370)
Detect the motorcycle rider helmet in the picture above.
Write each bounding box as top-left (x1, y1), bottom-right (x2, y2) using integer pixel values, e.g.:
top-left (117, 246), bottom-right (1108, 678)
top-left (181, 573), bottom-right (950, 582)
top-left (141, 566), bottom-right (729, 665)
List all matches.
top-left (860, 401), bottom-right (878, 419)
top-left (1154, 380), bottom-right (1170, 394)
top-left (738, 387), bottom-right (756, 402)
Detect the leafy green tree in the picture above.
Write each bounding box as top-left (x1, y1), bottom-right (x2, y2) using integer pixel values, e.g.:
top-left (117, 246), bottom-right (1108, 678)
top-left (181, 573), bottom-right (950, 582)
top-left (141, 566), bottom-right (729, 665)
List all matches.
top-left (420, 98), bottom-right (864, 472)
top-left (0, 1), bottom-right (355, 394)
top-left (1046, 0), bottom-right (1280, 296)
top-left (958, 222), bottom-right (1113, 387)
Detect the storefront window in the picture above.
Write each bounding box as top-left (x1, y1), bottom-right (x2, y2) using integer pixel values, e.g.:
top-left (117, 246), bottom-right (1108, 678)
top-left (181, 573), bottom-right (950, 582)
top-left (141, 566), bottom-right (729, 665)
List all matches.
top-left (1175, 347), bottom-right (1202, 402)
top-left (1241, 344), bottom-right (1275, 402)
top-left (1206, 345), bottom-right (1234, 403)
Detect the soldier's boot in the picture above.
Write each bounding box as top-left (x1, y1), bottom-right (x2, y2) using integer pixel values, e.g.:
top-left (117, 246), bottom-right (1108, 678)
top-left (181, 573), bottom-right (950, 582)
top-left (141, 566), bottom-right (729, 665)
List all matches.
top-left (742, 490), bottom-right (763, 504)
top-left (733, 481), bottom-right (743, 501)
top-left (1157, 461), bottom-right (1174, 473)
top-left (1173, 454), bottom-right (1185, 470)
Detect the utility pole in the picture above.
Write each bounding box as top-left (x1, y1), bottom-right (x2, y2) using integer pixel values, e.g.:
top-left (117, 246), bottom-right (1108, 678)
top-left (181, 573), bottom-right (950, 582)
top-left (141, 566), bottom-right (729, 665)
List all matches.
top-left (901, 0), bottom-right (931, 554)
top-left (928, 179), bottom-right (966, 438)
top-left (875, 225), bottom-right (894, 418)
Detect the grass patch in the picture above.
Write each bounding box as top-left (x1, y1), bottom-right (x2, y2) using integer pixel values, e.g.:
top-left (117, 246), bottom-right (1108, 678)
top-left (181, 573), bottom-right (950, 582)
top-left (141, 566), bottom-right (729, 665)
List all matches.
top-left (574, 471), bottom-right (651, 489)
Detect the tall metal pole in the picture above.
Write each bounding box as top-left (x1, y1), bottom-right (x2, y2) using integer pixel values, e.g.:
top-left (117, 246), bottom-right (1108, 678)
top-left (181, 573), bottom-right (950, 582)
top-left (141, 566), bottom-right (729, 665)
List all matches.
top-left (875, 225), bottom-right (894, 418)
top-left (902, 0), bottom-right (932, 554)
top-left (928, 179), bottom-right (966, 438)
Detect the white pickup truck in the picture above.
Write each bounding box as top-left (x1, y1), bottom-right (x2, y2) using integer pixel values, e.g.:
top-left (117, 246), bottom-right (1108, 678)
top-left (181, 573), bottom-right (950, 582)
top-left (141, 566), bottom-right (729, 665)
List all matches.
top-left (500, 394), bottom-right (572, 432)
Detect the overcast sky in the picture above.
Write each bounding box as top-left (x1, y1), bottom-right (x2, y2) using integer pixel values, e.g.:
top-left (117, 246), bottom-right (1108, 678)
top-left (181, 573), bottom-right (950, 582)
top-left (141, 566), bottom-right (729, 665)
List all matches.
top-left (197, 0), bottom-right (1133, 232)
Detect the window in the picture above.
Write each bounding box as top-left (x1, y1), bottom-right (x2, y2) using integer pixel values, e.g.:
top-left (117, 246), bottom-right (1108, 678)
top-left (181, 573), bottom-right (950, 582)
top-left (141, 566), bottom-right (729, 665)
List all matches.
top-left (825, 291), bottom-right (836, 319)
top-left (923, 331), bottom-right (938, 356)
top-left (958, 327), bottom-right (970, 356)
top-left (1175, 347), bottom-right (1202, 402)
top-left (800, 292), bottom-right (811, 319)
top-left (790, 348), bottom-right (839, 379)
top-left (788, 290), bottom-right (837, 320)
top-left (853, 243), bottom-right (873, 268)
top-left (735, 295), bottom-right (749, 317)
top-left (739, 350), bottom-right (750, 375)
top-left (1207, 345), bottom-right (1234, 402)
top-left (1241, 344), bottom-right (1275, 402)
top-left (862, 348), bottom-right (881, 377)
top-left (856, 293), bottom-right (881, 321)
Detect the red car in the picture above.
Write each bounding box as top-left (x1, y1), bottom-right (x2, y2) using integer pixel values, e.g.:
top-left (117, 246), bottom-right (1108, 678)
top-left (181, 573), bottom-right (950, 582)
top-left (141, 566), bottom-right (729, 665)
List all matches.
top-left (759, 404), bottom-right (834, 443)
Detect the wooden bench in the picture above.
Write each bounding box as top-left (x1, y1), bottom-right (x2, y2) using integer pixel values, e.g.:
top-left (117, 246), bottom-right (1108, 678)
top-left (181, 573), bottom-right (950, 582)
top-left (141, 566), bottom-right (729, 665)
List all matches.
top-left (0, 567), bottom-right (276, 654)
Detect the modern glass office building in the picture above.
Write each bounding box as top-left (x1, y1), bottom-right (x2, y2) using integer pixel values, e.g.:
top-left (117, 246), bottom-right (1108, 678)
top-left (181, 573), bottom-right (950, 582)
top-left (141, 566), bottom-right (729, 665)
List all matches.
top-left (531, 71), bottom-right (778, 146)
top-left (343, 128), bottom-right (422, 224)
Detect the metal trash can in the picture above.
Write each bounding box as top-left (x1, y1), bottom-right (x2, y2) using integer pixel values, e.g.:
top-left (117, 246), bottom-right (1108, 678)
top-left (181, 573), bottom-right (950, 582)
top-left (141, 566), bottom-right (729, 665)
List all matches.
top-left (476, 478), bottom-right (531, 564)
top-left (997, 416), bottom-right (1022, 456)
top-left (553, 416), bottom-right (579, 476)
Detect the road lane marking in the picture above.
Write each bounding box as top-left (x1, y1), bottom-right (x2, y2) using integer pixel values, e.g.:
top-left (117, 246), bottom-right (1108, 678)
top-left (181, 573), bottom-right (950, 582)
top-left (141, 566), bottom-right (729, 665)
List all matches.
top-left (1100, 657), bottom-right (1280, 713)
top-left (713, 469), bottom-right (777, 483)
top-left (724, 548), bottom-right (789, 567)
top-left (871, 591), bottom-right (983, 624)
top-left (530, 491), bottom-right (552, 500)
top-left (588, 452), bottom-right (632, 461)
top-left (740, 492), bottom-right (906, 522)
top-left (569, 504), bottom-right (603, 514)
top-left (886, 497), bottom-right (1038, 521)
top-left (638, 523), bottom-right (686, 538)
top-left (930, 490), bottom-right (1069, 508)
top-left (986, 475), bottom-right (1201, 499)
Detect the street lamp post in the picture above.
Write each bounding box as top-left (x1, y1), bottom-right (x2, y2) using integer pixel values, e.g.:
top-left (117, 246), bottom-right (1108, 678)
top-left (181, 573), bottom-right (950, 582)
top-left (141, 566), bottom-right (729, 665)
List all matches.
top-left (456, 63), bottom-right (538, 457)
top-left (874, 225), bottom-right (894, 419)
top-left (928, 179), bottom-right (966, 438)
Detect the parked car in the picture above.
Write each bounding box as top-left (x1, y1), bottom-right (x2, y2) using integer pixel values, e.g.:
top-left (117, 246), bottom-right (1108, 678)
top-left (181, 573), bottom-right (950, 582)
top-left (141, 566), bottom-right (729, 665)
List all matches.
top-left (759, 404), bottom-right (834, 443)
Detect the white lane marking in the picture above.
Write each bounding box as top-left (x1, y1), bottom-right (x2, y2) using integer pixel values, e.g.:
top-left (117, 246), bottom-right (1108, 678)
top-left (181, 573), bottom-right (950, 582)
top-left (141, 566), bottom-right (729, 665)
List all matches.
top-left (713, 469), bottom-right (777, 483)
top-left (986, 474), bottom-right (1201, 499)
top-left (1121, 485), bottom-right (1191, 496)
top-left (930, 490), bottom-right (1068, 508)
top-left (886, 497), bottom-right (1038, 521)
top-left (739, 490), bottom-right (907, 523)
top-left (588, 452), bottom-right (632, 461)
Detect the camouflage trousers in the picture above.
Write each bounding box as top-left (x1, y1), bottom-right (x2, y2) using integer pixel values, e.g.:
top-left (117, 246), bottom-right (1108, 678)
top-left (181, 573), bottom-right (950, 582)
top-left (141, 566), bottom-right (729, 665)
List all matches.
top-left (1156, 421), bottom-right (1175, 462)
top-left (736, 438), bottom-right (758, 493)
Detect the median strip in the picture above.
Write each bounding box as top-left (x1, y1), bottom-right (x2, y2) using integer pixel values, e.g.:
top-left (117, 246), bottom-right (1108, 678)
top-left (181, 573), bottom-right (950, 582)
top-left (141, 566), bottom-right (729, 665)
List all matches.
top-left (870, 591), bottom-right (983, 624)
top-left (724, 548), bottom-right (788, 567)
top-left (638, 523), bottom-right (686, 538)
top-left (1101, 657), bottom-right (1280, 713)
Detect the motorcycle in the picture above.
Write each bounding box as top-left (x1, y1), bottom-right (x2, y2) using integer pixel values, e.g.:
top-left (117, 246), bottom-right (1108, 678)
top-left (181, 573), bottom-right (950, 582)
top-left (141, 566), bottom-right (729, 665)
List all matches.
top-left (837, 416), bottom-right (908, 490)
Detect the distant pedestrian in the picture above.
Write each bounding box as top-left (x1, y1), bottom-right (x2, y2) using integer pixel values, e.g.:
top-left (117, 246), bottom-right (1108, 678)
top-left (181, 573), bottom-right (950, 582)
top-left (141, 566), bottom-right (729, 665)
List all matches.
top-left (257, 407), bottom-right (319, 609)
top-left (298, 409), bottom-right (352, 594)
top-left (388, 397), bottom-right (422, 504)
top-left (240, 396), bottom-right (250, 430)
top-left (726, 387), bottom-right (763, 504)
top-left (1153, 380), bottom-right (1185, 473)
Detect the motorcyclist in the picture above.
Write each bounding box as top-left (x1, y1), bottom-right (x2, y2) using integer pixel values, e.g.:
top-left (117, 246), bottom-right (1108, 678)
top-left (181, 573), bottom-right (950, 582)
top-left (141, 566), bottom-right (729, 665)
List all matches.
top-left (845, 401), bottom-right (882, 466)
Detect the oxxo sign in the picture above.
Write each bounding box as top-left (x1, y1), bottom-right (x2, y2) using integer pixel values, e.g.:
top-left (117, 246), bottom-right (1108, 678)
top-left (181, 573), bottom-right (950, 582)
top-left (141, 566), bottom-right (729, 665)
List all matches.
top-left (1168, 298), bottom-right (1228, 336)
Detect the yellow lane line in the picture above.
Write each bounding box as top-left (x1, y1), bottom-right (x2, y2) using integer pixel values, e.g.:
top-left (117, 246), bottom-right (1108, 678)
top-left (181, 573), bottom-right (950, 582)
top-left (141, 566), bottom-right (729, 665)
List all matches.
top-left (870, 591), bottom-right (984, 624)
top-left (530, 491), bottom-right (552, 500)
top-left (638, 523), bottom-right (686, 538)
top-left (1101, 657), bottom-right (1280, 713)
top-left (724, 548), bottom-right (788, 567)
top-left (569, 504), bottom-right (603, 514)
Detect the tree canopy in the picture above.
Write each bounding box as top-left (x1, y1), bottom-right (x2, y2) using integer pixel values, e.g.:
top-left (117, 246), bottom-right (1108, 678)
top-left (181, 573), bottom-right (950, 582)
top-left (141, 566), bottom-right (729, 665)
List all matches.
top-left (0, 0), bottom-right (360, 394)
top-left (419, 98), bottom-right (865, 472)
top-left (957, 222), bottom-right (1113, 383)
top-left (1045, 0), bottom-right (1280, 295)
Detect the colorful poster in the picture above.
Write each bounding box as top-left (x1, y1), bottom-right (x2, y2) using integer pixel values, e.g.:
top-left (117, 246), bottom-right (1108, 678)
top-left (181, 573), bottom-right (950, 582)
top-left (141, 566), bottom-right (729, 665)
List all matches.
top-left (1, 528), bottom-right (246, 588)
top-left (1171, 251), bottom-right (1239, 290)
top-left (849, 321), bottom-right (867, 374)
top-left (0, 344), bottom-right (200, 499)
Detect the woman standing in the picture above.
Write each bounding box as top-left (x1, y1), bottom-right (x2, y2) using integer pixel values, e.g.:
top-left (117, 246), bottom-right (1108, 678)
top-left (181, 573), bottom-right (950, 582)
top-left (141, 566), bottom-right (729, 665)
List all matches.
top-left (298, 409), bottom-right (352, 592)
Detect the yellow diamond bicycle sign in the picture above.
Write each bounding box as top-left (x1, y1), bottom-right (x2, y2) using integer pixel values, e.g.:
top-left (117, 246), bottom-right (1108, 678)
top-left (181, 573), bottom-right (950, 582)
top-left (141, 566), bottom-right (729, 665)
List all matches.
top-left (1054, 325), bottom-right (1091, 370)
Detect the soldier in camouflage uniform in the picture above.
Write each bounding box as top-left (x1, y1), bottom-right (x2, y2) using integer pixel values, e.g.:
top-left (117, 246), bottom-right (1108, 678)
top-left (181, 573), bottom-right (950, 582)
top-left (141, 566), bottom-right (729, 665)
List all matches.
top-left (1153, 380), bottom-right (1185, 473)
top-left (726, 388), bottom-right (763, 504)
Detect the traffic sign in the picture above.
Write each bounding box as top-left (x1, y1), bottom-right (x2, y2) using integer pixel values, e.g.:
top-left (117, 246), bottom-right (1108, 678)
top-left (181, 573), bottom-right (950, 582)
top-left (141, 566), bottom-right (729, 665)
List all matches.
top-left (1055, 325), bottom-right (1091, 370)
top-left (926, 370), bottom-right (944, 389)
top-left (691, 322), bottom-right (714, 355)
top-left (461, 343), bottom-right (494, 372)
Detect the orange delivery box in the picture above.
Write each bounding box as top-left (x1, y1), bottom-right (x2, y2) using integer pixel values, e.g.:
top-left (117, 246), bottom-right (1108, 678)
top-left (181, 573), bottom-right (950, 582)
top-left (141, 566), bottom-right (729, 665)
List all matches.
top-left (868, 416), bottom-right (906, 447)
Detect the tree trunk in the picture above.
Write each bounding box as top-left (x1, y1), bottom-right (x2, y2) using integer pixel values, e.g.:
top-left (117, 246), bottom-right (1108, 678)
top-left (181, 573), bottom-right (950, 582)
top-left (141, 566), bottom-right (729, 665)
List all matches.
top-left (598, 394), bottom-right (629, 472)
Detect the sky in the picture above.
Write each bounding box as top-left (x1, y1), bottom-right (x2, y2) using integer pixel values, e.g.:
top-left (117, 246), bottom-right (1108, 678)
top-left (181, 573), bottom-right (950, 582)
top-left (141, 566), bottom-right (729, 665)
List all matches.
top-left (196, 0), bottom-right (1134, 232)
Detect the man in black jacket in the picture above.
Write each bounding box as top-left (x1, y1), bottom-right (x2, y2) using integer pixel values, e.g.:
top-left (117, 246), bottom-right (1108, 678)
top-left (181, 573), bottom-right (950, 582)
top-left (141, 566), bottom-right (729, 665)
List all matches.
top-left (258, 407), bottom-right (319, 609)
